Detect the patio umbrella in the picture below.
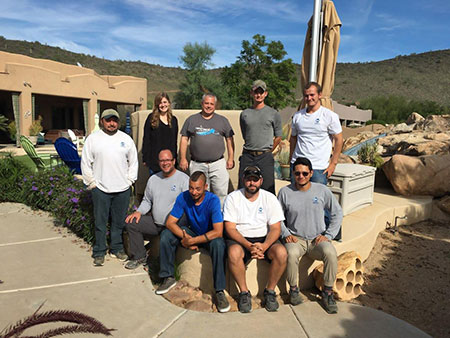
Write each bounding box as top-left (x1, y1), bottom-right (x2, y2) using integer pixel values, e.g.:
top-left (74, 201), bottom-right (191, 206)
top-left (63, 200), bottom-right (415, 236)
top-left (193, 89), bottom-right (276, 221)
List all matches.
top-left (300, 0), bottom-right (342, 110)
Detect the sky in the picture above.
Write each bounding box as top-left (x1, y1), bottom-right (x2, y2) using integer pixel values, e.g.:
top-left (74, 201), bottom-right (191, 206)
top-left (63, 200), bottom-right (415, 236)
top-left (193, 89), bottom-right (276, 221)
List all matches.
top-left (0, 0), bottom-right (449, 68)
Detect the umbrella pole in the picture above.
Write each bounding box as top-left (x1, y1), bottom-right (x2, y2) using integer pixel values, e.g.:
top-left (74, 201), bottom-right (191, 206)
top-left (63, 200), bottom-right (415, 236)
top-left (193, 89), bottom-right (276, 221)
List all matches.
top-left (309, 0), bottom-right (322, 82)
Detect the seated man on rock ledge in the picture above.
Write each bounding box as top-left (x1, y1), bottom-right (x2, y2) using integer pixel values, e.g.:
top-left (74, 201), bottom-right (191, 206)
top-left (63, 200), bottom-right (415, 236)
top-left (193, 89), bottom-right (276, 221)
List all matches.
top-left (224, 166), bottom-right (287, 313)
top-left (157, 171), bottom-right (230, 313)
top-left (278, 157), bottom-right (343, 314)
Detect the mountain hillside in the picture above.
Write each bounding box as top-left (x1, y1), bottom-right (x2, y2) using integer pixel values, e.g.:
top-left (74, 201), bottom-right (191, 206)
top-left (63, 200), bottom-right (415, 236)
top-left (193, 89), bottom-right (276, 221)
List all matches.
top-left (1, 36), bottom-right (449, 107)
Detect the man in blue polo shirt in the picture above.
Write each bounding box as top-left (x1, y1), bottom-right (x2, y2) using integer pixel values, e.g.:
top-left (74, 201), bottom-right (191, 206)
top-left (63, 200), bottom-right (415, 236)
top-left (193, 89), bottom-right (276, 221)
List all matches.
top-left (156, 171), bottom-right (230, 313)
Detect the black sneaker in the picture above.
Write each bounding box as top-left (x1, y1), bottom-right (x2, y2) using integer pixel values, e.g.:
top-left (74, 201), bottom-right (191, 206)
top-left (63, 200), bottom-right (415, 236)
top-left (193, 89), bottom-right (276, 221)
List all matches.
top-left (321, 291), bottom-right (338, 314)
top-left (125, 257), bottom-right (146, 270)
top-left (216, 290), bottom-right (230, 313)
top-left (93, 256), bottom-right (104, 267)
top-left (156, 277), bottom-right (177, 295)
top-left (109, 251), bottom-right (128, 261)
top-left (238, 291), bottom-right (252, 313)
top-left (263, 288), bottom-right (279, 312)
top-left (289, 286), bottom-right (303, 306)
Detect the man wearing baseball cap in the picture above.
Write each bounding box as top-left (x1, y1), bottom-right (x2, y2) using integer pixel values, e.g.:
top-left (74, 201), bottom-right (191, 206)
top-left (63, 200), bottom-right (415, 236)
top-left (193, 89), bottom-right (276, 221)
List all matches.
top-left (238, 80), bottom-right (282, 194)
top-left (81, 108), bottom-right (138, 267)
top-left (223, 166), bottom-right (287, 313)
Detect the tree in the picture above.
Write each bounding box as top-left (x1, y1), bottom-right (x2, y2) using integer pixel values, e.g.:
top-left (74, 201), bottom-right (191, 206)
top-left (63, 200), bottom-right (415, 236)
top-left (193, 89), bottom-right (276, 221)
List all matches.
top-left (175, 42), bottom-right (236, 109)
top-left (221, 34), bottom-right (297, 110)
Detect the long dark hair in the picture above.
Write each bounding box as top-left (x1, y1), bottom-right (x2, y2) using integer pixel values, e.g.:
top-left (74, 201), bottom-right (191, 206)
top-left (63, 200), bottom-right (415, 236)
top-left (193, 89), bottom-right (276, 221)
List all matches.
top-left (151, 92), bottom-right (173, 129)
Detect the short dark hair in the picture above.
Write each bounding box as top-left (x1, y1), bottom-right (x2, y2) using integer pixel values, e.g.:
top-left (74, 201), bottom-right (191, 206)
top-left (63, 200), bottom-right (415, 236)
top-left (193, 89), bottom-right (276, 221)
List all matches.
top-left (293, 157), bottom-right (313, 171)
top-left (303, 81), bottom-right (322, 94)
top-left (190, 171), bottom-right (206, 183)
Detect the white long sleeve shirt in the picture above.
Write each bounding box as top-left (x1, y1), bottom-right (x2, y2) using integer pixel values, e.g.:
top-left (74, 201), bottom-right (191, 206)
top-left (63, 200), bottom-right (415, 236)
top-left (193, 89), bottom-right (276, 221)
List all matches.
top-left (81, 130), bottom-right (138, 193)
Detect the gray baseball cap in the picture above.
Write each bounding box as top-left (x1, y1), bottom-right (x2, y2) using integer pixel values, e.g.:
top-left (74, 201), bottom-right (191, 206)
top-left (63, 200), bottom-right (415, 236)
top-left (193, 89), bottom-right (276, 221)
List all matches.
top-left (100, 109), bottom-right (120, 119)
top-left (251, 79), bottom-right (267, 91)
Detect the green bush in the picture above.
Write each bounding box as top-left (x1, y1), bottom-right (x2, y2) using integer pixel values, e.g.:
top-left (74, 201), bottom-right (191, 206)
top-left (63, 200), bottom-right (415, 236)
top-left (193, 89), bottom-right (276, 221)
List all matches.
top-left (0, 153), bottom-right (32, 202)
top-left (19, 166), bottom-right (95, 243)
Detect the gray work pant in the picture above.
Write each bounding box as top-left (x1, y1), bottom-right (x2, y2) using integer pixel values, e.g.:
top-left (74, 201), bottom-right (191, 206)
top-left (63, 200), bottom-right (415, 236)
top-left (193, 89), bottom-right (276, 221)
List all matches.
top-left (126, 214), bottom-right (164, 260)
top-left (285, 236), bottom-right (337, 288)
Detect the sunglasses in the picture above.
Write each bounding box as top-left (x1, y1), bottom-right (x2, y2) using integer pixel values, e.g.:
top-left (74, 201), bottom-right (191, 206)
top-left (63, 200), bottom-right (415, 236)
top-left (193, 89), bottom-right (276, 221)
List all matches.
top-left (244, 176), bottom-right (261, 182)
top-left (294, 171), bottom-right (310, 177)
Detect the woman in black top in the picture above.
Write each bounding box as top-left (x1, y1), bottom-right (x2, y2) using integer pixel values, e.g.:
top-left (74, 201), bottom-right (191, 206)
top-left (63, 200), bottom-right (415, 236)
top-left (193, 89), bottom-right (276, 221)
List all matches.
top-left (142, 92), bottom-right (178, 175)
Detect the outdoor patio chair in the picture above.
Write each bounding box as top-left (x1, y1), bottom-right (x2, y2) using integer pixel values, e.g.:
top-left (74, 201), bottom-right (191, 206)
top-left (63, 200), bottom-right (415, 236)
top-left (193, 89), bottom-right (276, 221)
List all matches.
top-left (19, 135), bottom-right (55, 171)
top-left (54, 137), bottom-right (82, 174)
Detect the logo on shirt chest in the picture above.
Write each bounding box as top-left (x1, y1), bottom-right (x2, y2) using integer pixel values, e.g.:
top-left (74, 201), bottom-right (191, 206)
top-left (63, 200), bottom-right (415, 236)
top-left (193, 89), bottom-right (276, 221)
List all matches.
top-left (171, 184), bottom-right (177, 191)
top-left (258, 207), bottom-right (264, 214)
top-left (314, 118), bottom-right (320, 124)
top-left (120, 141), bottom-right (126, 147)
top-left (312, 197), bottom-right (319, 204)
top-left (195, 126), bottom-right (218, 136)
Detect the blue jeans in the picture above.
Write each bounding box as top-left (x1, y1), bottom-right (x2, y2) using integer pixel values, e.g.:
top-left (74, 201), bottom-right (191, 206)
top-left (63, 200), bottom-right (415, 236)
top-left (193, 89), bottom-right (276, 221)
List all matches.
top-left (91, 187), bottom-right (130, 257)
top-left (159, 227), bottom-right (227, 291)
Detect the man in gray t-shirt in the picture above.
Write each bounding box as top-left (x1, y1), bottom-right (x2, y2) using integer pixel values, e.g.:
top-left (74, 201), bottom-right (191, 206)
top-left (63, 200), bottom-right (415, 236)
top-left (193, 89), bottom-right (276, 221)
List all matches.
top-left (124, 149), bottom-right (189, 269)
top-left (179, 93), bottom-right (235, 205)
top-left (277, 157), bottom-right (342, 314)
top-left (239, 80), bottom-right (282, 194)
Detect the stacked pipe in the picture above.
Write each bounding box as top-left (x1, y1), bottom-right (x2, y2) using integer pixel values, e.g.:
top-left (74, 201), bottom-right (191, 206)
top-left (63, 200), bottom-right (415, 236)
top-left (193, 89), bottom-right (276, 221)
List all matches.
top-left (313, 251), bottom-right (364, 300)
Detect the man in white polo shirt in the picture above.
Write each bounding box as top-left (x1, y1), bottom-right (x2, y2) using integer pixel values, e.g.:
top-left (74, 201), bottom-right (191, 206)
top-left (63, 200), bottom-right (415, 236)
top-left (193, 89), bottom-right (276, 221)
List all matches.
top-left (81, 109), bottom-right (138, 267)
top-left (224, 166), bottom-right (287, 313)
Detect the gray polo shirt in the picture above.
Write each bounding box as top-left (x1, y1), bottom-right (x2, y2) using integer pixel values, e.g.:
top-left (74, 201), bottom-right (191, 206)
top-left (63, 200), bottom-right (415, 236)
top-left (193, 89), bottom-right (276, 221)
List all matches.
top-left (277, 182), bottom-right (343, 240)
top-left (137, 170), bottom-right (189, 225)
top-left (240, 105), bottom-right (282, 151)
top-left (181, 112), bottom-right (234, 162)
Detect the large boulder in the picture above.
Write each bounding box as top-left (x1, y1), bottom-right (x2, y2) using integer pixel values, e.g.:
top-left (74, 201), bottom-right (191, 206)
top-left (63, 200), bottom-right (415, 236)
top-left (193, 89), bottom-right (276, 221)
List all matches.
top-left (406, 112), bottom-right (425, 125)
top-left (390, 123), bottom-right (414, 134)
top-left (343, 131), bottom-right (377, 151)
top-left (414, 114), bottom-right (450, 132)
top-left (382, 154), bottom-right (450, 196)
top-left (378, 132), bottom-right (450, 156)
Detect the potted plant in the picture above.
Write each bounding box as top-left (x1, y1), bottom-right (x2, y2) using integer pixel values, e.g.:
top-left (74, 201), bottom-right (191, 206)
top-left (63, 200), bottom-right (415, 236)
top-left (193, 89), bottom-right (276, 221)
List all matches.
top-left (277, 149), bottom-right (291, 180)
top-left (29, 116), bottom-right (43, 145)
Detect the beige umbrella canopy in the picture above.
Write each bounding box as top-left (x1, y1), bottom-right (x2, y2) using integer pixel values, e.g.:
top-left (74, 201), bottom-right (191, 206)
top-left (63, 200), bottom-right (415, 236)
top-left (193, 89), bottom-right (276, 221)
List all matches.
top-left (300, 0), bottom-right (342, 110)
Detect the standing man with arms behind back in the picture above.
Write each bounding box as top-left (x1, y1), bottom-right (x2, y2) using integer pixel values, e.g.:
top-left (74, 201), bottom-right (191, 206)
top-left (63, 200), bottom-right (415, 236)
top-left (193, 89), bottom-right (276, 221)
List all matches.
top-left (179, 94), bottom-right (235, 206)
top-left (239, 80), bottom-right (282, 194)
top-left (290, 81), bottom-right (343, 185)
top-left (81, 109), bottom-right (138, 267)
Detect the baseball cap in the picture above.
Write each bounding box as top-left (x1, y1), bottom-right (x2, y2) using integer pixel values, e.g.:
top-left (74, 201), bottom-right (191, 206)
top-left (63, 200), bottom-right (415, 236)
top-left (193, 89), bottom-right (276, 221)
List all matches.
top-left (101, 109), bottom-right (120, 119)
top-left (251, 79), bottom-right (267, 91)
top-left (243, 166), bottom-right (262, 179)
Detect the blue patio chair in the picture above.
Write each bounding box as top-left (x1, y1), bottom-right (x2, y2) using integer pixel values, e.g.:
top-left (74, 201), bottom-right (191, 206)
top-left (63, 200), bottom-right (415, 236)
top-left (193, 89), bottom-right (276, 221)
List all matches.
top-left (54, 137), bottom-right (82, 174)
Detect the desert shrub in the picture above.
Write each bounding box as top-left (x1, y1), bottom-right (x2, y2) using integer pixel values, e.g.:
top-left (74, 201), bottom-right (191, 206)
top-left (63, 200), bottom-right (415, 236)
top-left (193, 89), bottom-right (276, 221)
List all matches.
top-left (357, 142), bottom-right (384, 168)
top-left (0, 153), bottom-right (32, 202)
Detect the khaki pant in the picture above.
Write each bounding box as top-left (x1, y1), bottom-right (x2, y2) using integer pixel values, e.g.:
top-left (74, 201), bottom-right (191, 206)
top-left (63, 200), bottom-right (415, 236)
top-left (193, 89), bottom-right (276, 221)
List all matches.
top-left (285, 236), bottom-right (337, 288)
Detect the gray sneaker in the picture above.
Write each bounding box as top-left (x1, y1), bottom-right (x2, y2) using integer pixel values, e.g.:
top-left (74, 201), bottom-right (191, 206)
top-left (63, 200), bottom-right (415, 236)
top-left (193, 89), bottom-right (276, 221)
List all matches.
top-left (125, 257), bottom-right (146, 270)
top-left (238, 291), bottom-right (252, 313)
top-left (321, 291), bottom-right (338, 314)
top-left (93, 256), bottom-right (104, 267)
top-left (289, 286), bottom-right (303, 306)
top-left (263, 288), bottom-right (279, 312)
top-left (156, 277), bottom-right (177, 295)
top-left (216, 290), bottom-right (230, 313)
top-left (109, 251), bottom-right (128, 261)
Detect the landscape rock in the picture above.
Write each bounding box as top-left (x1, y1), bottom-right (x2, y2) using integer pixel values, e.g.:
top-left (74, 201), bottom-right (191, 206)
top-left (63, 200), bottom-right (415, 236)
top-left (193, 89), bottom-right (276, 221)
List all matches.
top-left (382, 154), bottom-right (450, 196)
top-left (338, 153), bottom-right (356, 164)
top-left (378, 132), bottom-right (450, 156)
top-left (405, 112), bottom-right (425, 125)
top-left (184, 300), bottom-right (213, 312)
top-left (343, 131), bottom-right (377, 151)
top-left (390, 123), bottom-right (414, 134)
top-left (414, 114), bottom-right (450, 132)
top-left (431, 196), bottom-right (450, 223)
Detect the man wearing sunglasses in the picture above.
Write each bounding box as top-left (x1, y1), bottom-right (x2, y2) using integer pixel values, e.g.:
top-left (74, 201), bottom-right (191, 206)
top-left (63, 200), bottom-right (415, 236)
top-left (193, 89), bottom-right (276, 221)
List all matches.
top-left (278, 157), bottom-right (343, 314)
top-left (224, 166), bottom-right (287, 313)
top-left (124, 149), bottom-right (189, 270)
top-left (238, 80), bottom-right (282, 194)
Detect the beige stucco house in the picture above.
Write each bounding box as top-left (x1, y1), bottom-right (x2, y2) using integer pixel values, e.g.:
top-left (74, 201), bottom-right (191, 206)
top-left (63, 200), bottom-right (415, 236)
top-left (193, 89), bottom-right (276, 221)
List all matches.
top-left (0, 51), bottom-right (147, 142)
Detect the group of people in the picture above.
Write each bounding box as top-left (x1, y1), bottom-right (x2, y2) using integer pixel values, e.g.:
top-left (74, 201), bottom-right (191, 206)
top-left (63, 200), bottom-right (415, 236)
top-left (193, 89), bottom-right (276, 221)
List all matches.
top-left (80, 79), bottom-right (344, 315)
